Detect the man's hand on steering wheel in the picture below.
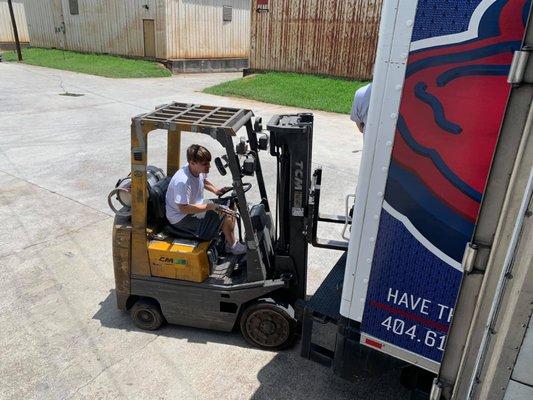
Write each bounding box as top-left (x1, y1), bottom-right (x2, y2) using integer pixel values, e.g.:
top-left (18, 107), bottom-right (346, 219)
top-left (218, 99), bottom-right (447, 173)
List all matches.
top-left (215, 186), bottom-right (232, 197)
top-left (217, 183), bottom-right (253, 200)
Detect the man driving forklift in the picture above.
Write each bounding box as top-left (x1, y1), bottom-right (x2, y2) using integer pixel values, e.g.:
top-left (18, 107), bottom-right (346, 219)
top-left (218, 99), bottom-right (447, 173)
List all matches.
top-left (165, 144), bottom-right (246, 255)
top-left (108, 102), bottom-right (342, 349)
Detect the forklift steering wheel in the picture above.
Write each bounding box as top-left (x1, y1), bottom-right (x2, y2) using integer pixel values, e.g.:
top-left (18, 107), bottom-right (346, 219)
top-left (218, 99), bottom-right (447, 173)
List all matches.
top-left (218, 182), bottom-right (252, 200)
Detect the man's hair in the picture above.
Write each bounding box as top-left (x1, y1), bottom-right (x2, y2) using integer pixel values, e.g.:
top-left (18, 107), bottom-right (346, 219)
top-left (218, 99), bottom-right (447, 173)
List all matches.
top-left (186, 144), bottom-right (211, 163)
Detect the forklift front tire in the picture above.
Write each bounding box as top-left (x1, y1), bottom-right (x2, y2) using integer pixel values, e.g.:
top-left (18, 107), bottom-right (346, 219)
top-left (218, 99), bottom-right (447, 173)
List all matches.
top-left (239, 302), bottom-right (297, 350)
top-left (130, 299), bottom-right (164, 331)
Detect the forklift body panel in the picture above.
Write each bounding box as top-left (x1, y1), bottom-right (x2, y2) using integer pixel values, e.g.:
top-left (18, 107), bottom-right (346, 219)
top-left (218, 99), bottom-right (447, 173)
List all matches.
top-left (130, 276), bottom-right (285, 332)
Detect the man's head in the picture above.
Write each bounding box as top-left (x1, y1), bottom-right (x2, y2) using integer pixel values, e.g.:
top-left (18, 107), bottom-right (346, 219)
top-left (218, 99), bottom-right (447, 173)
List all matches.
top-left (187, 144), bottom-right (211, 175)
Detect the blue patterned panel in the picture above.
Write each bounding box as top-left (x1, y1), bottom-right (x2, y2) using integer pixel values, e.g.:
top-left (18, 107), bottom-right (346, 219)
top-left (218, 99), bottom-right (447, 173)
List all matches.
top-left (412, 0), bottom-right (483, 41)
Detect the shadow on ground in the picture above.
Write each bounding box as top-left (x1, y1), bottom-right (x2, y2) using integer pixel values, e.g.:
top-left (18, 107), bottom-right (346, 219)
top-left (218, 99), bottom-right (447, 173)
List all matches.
top-left (94, 290), bottom-right (410, 400)
top-left (250, 351), bottom-right (410, 400)
top-left (93, 289), bottom-right (253, 348)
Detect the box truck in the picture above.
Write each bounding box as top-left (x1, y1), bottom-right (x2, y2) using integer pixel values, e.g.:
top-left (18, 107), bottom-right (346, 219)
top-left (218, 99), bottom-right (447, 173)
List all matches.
top-left (301, 1), bottom-right (533, 399)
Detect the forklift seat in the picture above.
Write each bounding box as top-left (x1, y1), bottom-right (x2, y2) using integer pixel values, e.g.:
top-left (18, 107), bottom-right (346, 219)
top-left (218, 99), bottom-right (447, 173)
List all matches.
top-left (147, 176), bottom-right (172, 229)
top-left (161, 225), bottom-right (199, 241)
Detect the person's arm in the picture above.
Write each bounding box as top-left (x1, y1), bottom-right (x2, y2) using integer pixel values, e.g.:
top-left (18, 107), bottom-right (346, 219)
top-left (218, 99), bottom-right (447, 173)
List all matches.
top-left (179, 202), bottom-right (217, 214)
top-left (204, 179), bottom-right (218, 194)
top-left (205, 179), bottom-right (231, 196)
top-left (350, 91), bottom-right (364, 134)
top-left (171, 180), bottom-right (216, 214)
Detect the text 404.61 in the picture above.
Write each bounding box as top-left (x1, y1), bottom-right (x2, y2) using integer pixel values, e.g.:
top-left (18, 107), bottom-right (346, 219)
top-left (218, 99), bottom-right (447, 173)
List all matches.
top-left (381, 317), bottom-right (446, 351)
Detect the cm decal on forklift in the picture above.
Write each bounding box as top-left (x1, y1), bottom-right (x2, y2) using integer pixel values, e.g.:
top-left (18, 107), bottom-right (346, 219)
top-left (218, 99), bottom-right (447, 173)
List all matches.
top-left (158, 257), bottom-right (187, 265)
top-left (340, 0), bottom-right (531, 372)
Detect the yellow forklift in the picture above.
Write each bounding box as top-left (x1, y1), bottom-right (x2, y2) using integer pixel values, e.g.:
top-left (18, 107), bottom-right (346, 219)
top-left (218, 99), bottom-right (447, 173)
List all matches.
top-left (109, 102), bottom-right (346, 349)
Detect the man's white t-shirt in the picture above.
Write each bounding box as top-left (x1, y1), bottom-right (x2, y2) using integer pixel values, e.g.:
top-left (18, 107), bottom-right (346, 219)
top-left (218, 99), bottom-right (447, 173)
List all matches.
top-left (350, 83), bottom-right (372, 131)
top-left (165, 164), bottom-right (206, 224)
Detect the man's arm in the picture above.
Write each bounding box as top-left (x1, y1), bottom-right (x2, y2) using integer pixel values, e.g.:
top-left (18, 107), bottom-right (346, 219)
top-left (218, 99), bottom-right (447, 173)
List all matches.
top-left (179, 202), bottom-right (216, 214)
top-left (205, 179), bottom-right (231, 196)
top-left (204, 179), bottom-right (218, 194)
top-left (350, 93), bottom-right (363, 133)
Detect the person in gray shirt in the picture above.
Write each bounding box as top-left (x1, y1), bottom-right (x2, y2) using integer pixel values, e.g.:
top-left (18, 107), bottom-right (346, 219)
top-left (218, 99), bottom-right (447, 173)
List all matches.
top-left (350, 82), bottom-right (372, 133)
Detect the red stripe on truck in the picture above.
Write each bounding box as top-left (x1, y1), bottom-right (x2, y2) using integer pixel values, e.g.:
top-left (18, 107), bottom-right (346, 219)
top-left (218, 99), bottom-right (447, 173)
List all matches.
top-left (365, 338), bottom-right (383, 349)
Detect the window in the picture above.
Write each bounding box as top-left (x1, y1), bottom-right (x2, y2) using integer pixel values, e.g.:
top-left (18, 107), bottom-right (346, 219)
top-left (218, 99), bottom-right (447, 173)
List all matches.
top-left (69, 0), bottom-right (79, 15)
top-left (223, 5), bottom-right (232, 22)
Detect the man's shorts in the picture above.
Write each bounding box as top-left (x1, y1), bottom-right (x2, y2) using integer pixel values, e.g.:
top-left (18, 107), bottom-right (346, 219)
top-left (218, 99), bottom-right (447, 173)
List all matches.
top-left (170, 199), bottom-right (229, 241)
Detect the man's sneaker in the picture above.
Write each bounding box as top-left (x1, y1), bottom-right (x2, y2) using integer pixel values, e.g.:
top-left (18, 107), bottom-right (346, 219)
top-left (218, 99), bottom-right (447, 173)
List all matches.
top-left (226, 241), bottom-right (247, 255)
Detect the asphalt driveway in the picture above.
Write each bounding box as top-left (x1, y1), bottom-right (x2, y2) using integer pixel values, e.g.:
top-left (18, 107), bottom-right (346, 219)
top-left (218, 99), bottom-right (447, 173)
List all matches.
top-left (0, 63), bottom-right (408, 400)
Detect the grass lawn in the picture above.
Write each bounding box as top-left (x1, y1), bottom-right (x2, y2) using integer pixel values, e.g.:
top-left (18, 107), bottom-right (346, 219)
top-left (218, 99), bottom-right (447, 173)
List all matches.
top-left (203, 72), bottom-right (368, 114)
top-left (1, 47), bottom-right (171, 78)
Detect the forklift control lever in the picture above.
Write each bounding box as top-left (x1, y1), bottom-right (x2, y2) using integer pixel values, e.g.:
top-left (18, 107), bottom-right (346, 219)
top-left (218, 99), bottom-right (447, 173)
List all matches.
top-left (236, 137), bottom-right (249, 155)
top-left (253, 117), bottom-right (263, 132)
top-left (257, 133), bottom-right (269, 150)
top-left (242, 154), bottom-right (256, 176)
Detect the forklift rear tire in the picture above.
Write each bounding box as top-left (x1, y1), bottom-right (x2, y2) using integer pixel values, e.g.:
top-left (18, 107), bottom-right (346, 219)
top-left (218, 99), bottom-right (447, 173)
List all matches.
top-left (130, 299), bottom-right (164, 331)
top-left (239, 302), bottom-right (297, 350)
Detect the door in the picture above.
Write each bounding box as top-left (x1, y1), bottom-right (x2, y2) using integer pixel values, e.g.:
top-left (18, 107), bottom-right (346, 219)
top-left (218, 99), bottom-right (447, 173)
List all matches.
top-left (143, 19), bottom-right (156, 58)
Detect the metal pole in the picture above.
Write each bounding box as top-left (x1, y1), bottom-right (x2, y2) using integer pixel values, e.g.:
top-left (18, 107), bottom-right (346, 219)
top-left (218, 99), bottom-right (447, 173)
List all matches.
top-left (7, 0), bottom-right (23, 61)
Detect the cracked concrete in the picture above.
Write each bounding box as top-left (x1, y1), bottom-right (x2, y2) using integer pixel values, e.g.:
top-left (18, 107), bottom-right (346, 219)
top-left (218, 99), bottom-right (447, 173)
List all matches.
top-left (0, 62), bottom-right (408, 400)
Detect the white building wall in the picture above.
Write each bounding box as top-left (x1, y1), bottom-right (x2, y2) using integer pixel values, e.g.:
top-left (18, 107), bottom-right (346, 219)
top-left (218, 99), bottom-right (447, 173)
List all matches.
top-left (165, 0), bottom-right (250, 59)
top-left (22, 0), bottom-right (167, 58)
top-left (20, 0), bottom-right (249, 59)
top-left (0, 0), bottom-right (29, 43)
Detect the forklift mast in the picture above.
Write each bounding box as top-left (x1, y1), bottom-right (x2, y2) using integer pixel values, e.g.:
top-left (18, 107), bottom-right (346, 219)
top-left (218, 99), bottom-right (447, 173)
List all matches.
top-left (267, 113), bottom-right (314, 303)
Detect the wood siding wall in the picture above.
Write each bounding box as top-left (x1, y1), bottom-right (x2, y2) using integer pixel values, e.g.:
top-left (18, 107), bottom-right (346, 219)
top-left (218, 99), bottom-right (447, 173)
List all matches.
top-left (22, 0), bottom-right (167, 58)
top-left (164, 0), bottom-right (250, 59)
top-left (250, 0), bottom-right (382, 79)
top-left (0, 0), bottom-right (30, 43)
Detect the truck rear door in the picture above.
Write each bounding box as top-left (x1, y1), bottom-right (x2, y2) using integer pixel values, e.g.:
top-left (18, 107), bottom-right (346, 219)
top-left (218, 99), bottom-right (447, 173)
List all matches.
top-left (341, 0), bottom-right (531, 373)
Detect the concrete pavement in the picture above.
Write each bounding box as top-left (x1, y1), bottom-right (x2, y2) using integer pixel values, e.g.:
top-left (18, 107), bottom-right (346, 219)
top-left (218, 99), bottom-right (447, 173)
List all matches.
top-left (0, 63), bottom-right (408, 399)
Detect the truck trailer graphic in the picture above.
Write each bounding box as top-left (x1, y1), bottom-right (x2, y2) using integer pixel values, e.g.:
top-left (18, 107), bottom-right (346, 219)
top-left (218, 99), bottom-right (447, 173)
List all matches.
top-left (340, 0), bottom-right (530, 371)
